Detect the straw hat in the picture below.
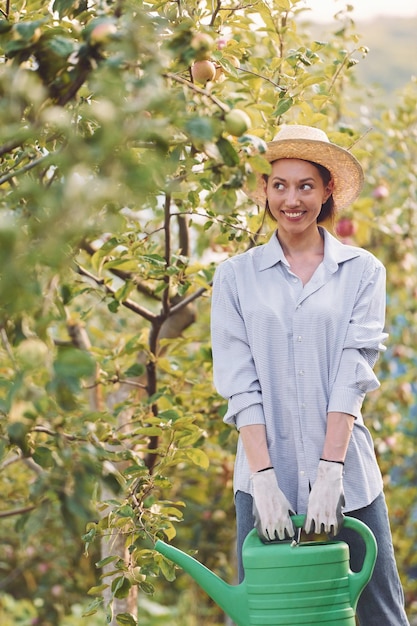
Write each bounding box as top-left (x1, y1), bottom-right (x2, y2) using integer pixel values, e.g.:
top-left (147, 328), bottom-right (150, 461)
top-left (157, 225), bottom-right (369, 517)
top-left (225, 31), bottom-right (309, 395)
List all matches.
top-left (248, 125), bottom-right (364, 210)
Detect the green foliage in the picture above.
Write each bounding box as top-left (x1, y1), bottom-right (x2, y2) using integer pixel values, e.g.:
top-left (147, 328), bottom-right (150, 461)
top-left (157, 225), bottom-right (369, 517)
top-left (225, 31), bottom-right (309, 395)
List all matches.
top-left (0, 0), bottom-right (416, 624)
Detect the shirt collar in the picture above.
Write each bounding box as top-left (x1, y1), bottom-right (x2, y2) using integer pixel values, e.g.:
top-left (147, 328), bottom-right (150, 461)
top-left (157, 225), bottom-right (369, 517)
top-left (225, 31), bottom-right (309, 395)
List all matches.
top-left (258, 227), bottom-right (361, 272)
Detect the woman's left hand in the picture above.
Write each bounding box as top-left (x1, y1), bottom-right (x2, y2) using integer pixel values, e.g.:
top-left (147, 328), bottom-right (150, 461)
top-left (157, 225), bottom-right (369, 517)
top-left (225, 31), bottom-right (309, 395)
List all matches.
top-left (304, 460), bottom-right (345, 535)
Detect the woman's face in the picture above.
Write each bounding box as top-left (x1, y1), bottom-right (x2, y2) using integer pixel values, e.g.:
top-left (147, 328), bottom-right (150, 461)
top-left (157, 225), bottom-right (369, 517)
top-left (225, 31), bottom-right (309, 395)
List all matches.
top-left (264, 159), bottom-right (334, 235)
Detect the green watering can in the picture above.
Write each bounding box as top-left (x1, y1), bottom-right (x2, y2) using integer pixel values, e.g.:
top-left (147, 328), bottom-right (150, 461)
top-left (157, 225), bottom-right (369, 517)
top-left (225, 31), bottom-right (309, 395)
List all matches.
top-left (155, 514), bottom-right (377, 626)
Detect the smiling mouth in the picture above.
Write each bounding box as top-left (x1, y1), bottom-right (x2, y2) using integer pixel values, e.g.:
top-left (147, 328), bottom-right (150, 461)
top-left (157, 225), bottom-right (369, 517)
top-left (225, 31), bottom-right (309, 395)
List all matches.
top-left (282, 211), bottom-right (304, 219)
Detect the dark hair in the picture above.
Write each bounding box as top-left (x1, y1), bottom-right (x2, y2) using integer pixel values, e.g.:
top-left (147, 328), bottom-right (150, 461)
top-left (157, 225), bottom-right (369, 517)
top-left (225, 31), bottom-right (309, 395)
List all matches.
top-left (263, 160), bottom-right (336, 224)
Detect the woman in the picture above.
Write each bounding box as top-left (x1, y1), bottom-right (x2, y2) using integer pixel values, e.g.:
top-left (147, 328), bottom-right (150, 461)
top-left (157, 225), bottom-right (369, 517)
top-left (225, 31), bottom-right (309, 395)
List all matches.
top-left (210, 125), bottom-right (409, 625)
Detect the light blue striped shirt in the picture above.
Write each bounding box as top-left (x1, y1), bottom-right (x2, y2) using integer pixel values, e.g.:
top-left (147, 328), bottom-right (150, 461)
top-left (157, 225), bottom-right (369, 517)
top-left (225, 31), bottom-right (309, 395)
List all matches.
top-left (211, 227), bottom-right (387, 514)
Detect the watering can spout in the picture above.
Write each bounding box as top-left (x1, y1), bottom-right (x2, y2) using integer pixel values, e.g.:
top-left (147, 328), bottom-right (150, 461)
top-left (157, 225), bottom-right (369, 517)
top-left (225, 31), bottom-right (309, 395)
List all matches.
top-left (155, 539), bottom-right (249, 626)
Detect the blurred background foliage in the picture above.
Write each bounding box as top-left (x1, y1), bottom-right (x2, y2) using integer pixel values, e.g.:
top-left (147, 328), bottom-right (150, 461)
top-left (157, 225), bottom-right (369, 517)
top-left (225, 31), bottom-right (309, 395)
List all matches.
top-left (0, 0), bottom-right (415, 624)
top-left (309, 14), bottom-right (417, 101)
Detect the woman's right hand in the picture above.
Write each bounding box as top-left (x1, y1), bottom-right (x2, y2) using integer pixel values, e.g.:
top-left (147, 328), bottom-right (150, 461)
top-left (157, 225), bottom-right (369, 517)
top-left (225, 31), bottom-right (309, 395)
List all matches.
top-left (251, 468), bottom-right (295, 541)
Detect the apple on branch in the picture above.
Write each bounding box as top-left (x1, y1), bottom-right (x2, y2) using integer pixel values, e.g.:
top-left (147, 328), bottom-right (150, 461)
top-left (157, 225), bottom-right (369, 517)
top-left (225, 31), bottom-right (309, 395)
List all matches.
top-left (191, 60), bottom-right (216, 84)
top-left (372, 184), bottom-right (389, 200)
top-left (224, 109), bottom-right (251, 137)
top-left (89, 21), bottom-right (117, 46)
top-left (335, 217), bottom-right (356, 241)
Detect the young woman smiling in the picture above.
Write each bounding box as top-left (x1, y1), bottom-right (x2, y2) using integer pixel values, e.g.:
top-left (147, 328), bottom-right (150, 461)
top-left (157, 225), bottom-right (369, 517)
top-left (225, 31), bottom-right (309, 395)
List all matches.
top-left (211, 125), bottom-right (410, 625)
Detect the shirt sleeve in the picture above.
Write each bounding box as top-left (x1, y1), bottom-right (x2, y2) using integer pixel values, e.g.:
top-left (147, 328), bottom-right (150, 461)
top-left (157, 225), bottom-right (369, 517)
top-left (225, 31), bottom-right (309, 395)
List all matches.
top-left (211, 261), bottom-right (266, 428)
top-left (327, 256), bottom-right (388, 419)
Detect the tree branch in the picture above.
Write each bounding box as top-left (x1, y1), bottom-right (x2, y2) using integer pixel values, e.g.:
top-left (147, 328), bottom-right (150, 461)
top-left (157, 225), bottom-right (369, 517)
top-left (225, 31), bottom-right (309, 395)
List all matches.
top-left (0, 153), bottom-right (50, 186)
top-left (162, 192), bottom-right (172, 319)
top-left (328, 47), bottom-right (357, 94)
top-left (169, 285), bottom-right (209, 315)
top-left (164, 72), bottom-right (229, 113)
top-left (239, 65), bottom-right (286, 91)
top-left (76, 264), bottom-right (158, 322)
top-left (33, 425), bottom-right (83, 441)
top-left (0, 504), bottom-right (38, 519)
top-left (210, 0), bottom-right (222, 26)
top-left (0, 451), bottom-right (22, 470)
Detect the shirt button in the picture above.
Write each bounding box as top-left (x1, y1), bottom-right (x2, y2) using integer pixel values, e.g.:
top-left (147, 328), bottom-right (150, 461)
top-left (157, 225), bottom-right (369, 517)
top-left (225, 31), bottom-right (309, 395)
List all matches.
top-left (301, 403), bottom-right (306, 409)
top-left (300, 470), bottom-right (305, 476)
top-left (297, 335), bottom-right (302, 342)
top-left (292, 278), bottom-right (298, 283)
top-left (299, 370), bottom-right (305, 376)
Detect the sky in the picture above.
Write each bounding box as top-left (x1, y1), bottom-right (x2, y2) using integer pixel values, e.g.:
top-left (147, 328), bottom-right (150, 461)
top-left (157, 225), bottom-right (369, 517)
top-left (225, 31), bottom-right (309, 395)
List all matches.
top-left (302, 0), bottom-right (417, 22)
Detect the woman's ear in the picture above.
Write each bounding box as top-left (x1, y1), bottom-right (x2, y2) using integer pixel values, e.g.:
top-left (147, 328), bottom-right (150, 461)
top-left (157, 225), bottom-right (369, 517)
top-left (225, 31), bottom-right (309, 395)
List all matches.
top-left (324, 178), bottom-right (335, 202)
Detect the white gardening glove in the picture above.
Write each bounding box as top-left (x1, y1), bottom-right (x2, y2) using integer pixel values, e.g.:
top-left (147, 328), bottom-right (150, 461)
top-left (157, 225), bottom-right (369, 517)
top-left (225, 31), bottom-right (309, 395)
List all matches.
top-left (251, 468), bottom-right (295, 542)
top-left (304, 459), bottom-right (345, 536)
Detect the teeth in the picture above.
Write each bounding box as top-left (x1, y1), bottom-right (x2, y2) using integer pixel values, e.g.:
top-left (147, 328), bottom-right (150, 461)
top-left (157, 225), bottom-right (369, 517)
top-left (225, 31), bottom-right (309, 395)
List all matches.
top-left (284, 212), bottom-right (303, 218)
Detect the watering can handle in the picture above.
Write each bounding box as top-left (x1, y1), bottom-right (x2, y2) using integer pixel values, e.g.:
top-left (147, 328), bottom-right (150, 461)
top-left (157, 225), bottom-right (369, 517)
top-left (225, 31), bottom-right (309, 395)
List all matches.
top-left (291, 514), bottom-right (377, 611)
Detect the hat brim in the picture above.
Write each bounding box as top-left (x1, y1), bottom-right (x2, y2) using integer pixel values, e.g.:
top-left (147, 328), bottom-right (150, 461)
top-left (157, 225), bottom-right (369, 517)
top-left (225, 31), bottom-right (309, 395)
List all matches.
top-left (247, 138), bottom-right (364, 210)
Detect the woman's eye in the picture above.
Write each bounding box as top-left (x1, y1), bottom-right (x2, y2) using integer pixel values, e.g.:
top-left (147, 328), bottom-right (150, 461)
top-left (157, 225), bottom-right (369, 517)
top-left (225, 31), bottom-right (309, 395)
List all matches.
top-left (273, 183), bottom-right (284, 190)
top-left (300, 183), bottom-right (313, 191)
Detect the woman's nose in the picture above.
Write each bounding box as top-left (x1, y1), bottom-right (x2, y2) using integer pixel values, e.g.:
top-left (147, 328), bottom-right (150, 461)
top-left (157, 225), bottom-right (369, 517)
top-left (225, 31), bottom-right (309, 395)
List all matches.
top-left (285, 187), bottom-right (300, 207)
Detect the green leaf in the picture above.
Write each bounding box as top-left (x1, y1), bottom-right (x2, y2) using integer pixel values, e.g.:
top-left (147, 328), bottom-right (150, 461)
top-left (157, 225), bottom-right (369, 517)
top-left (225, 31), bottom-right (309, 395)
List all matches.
top-left (121, 463), bottom-right (146, 477)
top-left (60, 283), bottom-right (72, 305)
top-left (134, 427), bottom-right (163, 436)
top-left (347, 59), bottom-right (359, 69)
top-left (140, 254), bottom-right (166, 266)
top-left (158, 409), bottom-right (180, 421)
top-left (116, 614), bottom-right (137, 626)
top-left (7, 422), bottom-right (30, 455)
top-left (104, 258), bottom-right (139, 272)
top-left (82, 598), bottom-right (103, 617)
top-left (117, 505), bottom-right (135, 518)
top-left (87, 583), bottom-right (108, 596)
top-left (112, 575), bottom-right (131, 599)
top-left (108, 299), bottom-right (120, 313)
top-left (139, 580), bottom-right (155, 595)
top-left (185, 117), bottom-right (216, 142)
top-left (124, 363), bottom-right (145, 377)
top-left (210, 186), bottom-right (237, 214)
top-left (273, 97), bottom-right (294, 117)
top-left (46, 35), bottom-right (76, 59)
top-left (0, 20), bottom-right (12, 34)
top-left (160, 506), bottom-right (183, 519)
top-left (82, 527), bottom-right (97, 544)
top-left (216, 137), bottom-right (240, 166)
top-left (14, 19), bottom-right (46, 41)
top-left (182, 447), bottom-right (210, 469)
top-left (276, 0), bottom-right (291, 9)
top-left (219, 56), bottom-right (240, 78)
top-left (32, 446), bottom-right (54, 468)
top-left (53, 0), bottom-right (87, 18)
top-left (114, 280), bottom-right (135, 302)
top-left (54, 346), bottom-right (96, 379)
top-left (157, 555), bottom-right (177, 582)
top-left (95, 555), bottom-right (119, 569)
top-left (249, 154), bottom-right (272, 175)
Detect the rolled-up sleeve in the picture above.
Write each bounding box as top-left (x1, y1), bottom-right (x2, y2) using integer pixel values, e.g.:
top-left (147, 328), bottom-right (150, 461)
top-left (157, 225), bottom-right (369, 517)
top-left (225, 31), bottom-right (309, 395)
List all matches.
top-left (327, 258), bottom-right (388, 418)
top-left (211, 262), bottom-right (266, 428)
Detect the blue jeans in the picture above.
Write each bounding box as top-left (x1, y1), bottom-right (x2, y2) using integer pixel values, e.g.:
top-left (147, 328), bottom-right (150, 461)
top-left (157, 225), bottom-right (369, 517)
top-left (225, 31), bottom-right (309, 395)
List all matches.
top-left (235, 490), bottom-right (410, 626)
